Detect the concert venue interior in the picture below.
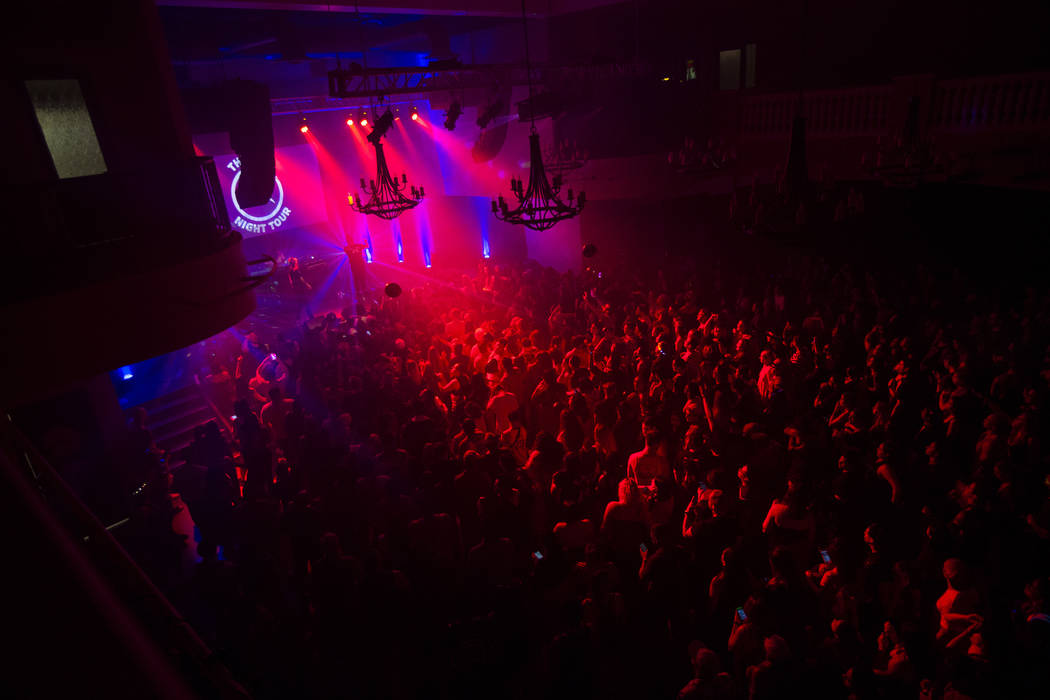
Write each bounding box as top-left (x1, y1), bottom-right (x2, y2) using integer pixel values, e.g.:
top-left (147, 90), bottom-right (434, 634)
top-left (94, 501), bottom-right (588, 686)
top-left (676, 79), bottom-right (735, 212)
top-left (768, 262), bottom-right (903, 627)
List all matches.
top-left (5, 1), bottom-right (1050, 698)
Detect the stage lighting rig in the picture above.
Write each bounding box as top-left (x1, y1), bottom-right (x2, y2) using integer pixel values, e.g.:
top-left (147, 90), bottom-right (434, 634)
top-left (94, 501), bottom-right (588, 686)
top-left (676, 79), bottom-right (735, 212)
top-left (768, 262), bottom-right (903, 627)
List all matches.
top-left (444, 100), bottom-right (462, 131)
top-left (428, 58), bottom-right (463, 70)
top-left (367, 110), bottom-right (395, 145)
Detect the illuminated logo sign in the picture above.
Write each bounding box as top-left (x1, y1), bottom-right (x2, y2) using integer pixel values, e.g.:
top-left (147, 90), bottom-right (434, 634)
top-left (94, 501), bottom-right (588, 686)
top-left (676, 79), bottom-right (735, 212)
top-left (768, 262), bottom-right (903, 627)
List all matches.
top-left (225, 157), bottom-right (292, 234)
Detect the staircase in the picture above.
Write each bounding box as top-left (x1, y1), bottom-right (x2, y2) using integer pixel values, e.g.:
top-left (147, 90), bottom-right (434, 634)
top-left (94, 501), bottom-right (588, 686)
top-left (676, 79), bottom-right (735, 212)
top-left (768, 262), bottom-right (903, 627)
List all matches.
top-left (133, 384), bottom-right (219, 466)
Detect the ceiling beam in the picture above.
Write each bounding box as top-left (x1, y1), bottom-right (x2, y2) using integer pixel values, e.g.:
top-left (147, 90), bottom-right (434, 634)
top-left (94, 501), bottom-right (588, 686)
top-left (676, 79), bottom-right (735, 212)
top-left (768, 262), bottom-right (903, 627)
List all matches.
top-left (156, 0), bottom-right (630, 18)
top-left (156, 0), bottom-right (549, 19)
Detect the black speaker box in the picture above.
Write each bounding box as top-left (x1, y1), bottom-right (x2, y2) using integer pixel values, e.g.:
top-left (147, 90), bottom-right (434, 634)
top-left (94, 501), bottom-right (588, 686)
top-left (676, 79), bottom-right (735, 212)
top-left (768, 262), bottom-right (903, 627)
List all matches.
top-left (226, 80), bottom-right (275, 208)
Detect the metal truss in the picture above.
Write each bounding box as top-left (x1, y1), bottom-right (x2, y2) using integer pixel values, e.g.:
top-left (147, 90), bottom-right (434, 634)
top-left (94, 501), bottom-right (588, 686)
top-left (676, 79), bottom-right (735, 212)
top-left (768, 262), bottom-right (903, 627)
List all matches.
top-left (329, 63), bottom-right (522, 99)
top-left (326, 61), bottom-right (650, 100)
top-left (269, 61), bottom-right (649, 115)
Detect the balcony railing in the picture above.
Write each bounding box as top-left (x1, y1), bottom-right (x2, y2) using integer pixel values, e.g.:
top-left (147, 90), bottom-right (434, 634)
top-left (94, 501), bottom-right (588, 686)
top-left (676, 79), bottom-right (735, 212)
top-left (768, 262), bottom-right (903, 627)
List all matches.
top-left (737, 71), bottom-right (1050, 140)
top-left (0, 414), bottom-right (249, 698)
top-left (739, 85), bottom-right (892, 137)
top-left (196, 155), bottom-right (232, 237)
top-left (929, 71), bottom-right (1050, 131)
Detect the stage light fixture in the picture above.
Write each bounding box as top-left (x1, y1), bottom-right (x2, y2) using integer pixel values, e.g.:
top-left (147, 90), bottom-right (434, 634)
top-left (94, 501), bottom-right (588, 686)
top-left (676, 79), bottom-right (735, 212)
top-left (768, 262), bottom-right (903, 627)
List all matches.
top-left (299, 116), bottom-right (309, 134)
top-left (367, 110), bottom-right (395, 145)
top-left (444, 100), bottom-right (462, 131)
top-left (361, 117), bottom-right (368, 127)
top-left (347, 118), bottom-right (355, 127)
top-left (411, 111), bottom-right (419, 122)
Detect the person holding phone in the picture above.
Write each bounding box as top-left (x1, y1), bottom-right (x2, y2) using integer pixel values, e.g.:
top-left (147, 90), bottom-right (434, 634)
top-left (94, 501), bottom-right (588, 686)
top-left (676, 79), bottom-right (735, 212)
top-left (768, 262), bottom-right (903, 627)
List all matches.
top-left (681, 483), bottom-right (707, 538)
top-left (683, 488), bottom-right (734, 563)
top-left (639, 523), bottom-right (685, 612)
top-left (728, 597), bottom-right (763, 679)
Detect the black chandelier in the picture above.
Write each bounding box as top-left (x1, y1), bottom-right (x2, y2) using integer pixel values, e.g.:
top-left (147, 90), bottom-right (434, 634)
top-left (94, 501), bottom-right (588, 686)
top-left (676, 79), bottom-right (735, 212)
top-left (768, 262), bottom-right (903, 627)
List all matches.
top-left (492, 0), bottom-right (584, 232)
top-left (493, 134), bottom-right (585, 231)
top-left (351, 110), bottom-right (424, 220)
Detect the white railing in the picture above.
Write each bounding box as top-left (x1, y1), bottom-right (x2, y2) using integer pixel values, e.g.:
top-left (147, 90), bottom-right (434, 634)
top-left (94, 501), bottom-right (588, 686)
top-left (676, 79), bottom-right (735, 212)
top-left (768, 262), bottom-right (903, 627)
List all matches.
top-left (740, 85), bottom-right (892, 137)
top-left (930, 71), bottom-right (1050, 131)
top-left (738, 71), bottom-right (1050, 138)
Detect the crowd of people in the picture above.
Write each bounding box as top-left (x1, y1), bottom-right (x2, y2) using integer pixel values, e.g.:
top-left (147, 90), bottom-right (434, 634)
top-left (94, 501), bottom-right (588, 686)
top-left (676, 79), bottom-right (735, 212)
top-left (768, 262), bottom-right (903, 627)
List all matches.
top-left (124, 246), bottom-right (1050, 699)
top-left (728, 168), bottom-right (864, 236)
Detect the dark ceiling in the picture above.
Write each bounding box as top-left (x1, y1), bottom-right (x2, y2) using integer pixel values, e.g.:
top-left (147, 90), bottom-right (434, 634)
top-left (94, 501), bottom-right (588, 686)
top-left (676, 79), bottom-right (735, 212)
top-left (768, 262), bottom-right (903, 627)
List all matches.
top-left (158, 6), bottom-right (513, 63)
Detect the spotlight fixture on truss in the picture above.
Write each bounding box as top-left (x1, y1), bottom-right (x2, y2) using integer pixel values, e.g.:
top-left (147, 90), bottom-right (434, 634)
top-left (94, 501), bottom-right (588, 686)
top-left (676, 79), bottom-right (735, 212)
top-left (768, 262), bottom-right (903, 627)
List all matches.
top-left (351, 109), bottom-right (424, 220)
top-left (444, 100), bottom-right (462, 130)
top-left (367, 109), bottom-right (395, 144)
top-left (492, 0), bottom-right (584, 232)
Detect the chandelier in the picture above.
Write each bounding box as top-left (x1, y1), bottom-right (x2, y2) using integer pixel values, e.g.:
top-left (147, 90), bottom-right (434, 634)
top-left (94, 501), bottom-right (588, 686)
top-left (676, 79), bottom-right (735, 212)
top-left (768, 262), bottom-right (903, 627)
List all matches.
top-left (351, 110), bottom-right (424, 220)
top-left (493, 134), bottom-right (585, 231)
top-left (492, 0), bottom-right (584, 232)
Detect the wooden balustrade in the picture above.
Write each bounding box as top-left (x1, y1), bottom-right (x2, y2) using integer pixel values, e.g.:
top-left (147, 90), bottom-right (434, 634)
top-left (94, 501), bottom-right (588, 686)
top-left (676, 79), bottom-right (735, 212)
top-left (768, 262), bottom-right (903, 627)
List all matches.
top-left (736, 71), bottom-right (1050, 140)
top-left (930, 72), bottom-right (1050, 130)
top-left (740, 85), bottom-right (891, 137)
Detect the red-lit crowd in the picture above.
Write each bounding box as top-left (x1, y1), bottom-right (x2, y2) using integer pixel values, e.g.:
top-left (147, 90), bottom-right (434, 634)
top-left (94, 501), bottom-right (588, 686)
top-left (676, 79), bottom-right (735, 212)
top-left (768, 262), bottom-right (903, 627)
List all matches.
top-left (147, 250), bottom-right (1049, 700)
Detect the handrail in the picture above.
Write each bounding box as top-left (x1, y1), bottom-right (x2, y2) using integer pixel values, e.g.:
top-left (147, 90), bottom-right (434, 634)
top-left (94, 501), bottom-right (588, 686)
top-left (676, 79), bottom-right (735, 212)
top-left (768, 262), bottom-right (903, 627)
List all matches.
top-left (929, 72), bottom-right (1050, 130)
top-left (197, 155), bottom-right (232, 237)
top-left (736, 70), bottom-right (1050, 139)
top-left (739, 84), bottom-right (892, 137)
top-left (193, 373), bottom-right (236, 439)
top-left (0, 414), bottom-right (250, 699)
